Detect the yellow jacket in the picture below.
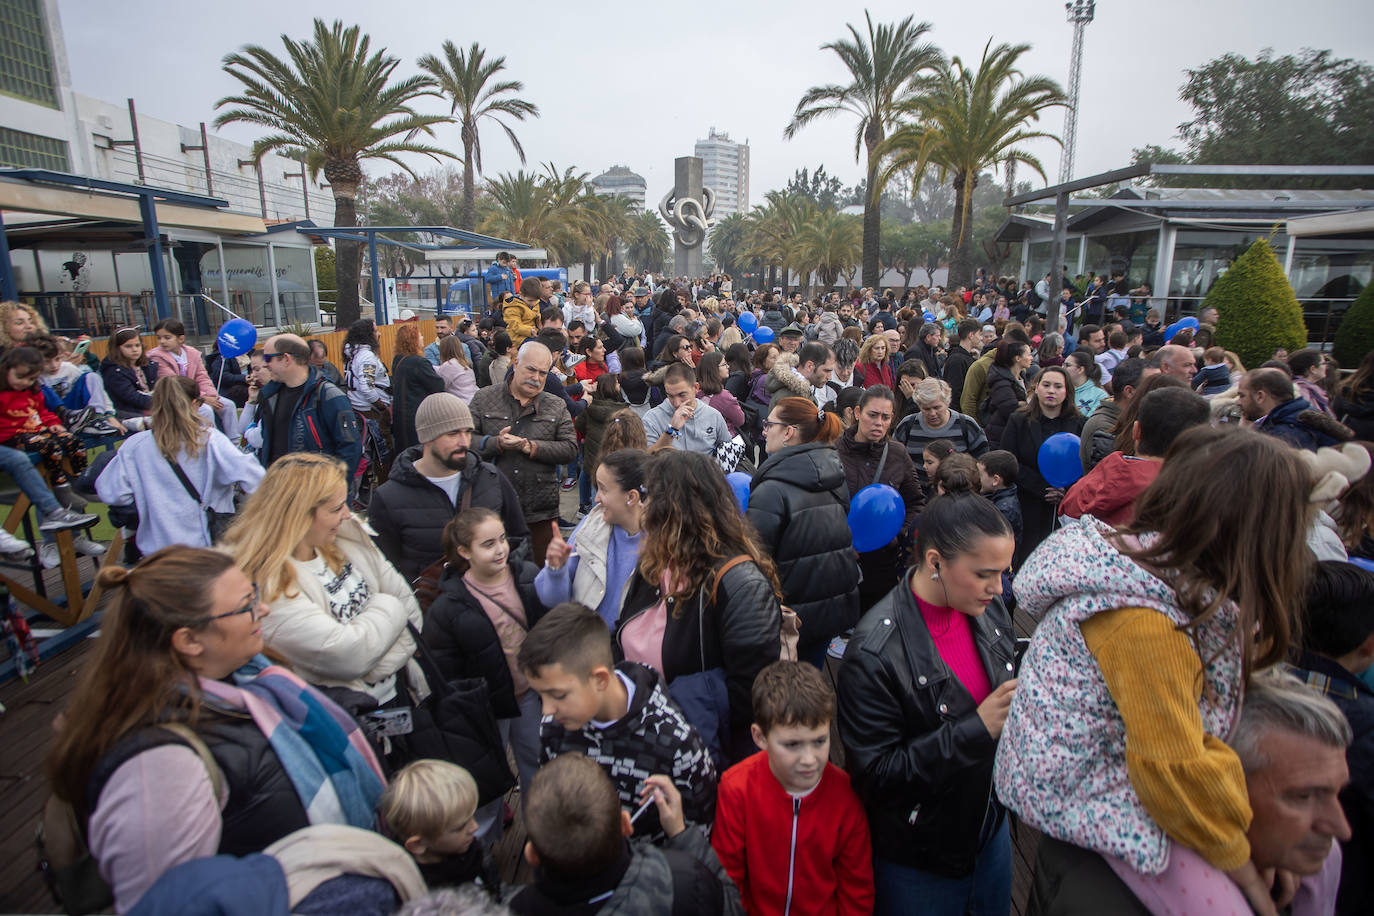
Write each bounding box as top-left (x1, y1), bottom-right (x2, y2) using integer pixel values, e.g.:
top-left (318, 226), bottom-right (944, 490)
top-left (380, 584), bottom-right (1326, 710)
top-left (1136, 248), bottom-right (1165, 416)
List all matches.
top-left (504, 297), bottom-right (539, 347)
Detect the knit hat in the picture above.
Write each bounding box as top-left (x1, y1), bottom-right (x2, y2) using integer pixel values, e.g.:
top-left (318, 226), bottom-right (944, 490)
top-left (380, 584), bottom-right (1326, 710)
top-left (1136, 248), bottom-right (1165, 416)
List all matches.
top-left (414, 393), bottom-right (473, 442)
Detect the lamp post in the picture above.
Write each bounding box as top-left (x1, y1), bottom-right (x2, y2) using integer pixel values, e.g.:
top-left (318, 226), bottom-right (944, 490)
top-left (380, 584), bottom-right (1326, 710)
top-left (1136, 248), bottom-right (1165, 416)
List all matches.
top-left (1059, 0), bottom-right (1096, 184)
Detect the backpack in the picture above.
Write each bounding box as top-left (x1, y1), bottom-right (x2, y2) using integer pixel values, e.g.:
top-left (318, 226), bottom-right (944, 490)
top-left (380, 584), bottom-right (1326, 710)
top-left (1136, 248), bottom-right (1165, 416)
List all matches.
top-left (37, 722), bottom-right (224, 915)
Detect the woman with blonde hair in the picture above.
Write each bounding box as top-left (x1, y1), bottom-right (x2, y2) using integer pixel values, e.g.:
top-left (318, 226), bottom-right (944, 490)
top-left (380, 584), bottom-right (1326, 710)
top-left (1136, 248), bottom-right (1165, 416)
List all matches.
top-left (857, 334), bottom-right (896, 388)
top-left (96, 375), bottom-right (263, 553)
top-left (223, 452), bottom-right (424, 709)
top-left (0, 300), bottom-right (46, 349)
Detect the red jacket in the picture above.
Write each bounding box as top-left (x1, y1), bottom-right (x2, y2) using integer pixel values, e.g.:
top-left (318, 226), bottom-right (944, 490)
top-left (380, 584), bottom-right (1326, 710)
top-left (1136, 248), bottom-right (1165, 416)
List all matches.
top-left (0, 388), bottom-right (60, 442)
top-left (857, 361), bottom-right (893, 389)
top-left (712, 752), bottom-right (873, 916)
top-left (1059, 451), bottom-right (1162, 527)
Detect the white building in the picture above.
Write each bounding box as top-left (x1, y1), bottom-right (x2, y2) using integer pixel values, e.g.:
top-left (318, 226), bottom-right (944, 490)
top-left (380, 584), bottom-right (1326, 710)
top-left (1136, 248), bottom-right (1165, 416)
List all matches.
top-left (0, 0), bottom-right (327, 335)
top-left (589, 165), bottom-right (647, 212)
top-left (694, 128), bottom-right (749, 218)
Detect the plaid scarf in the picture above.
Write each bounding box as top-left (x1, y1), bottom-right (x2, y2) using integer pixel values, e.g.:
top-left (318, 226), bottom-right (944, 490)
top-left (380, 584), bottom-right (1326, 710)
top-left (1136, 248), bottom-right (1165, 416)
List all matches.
top-left (198, 656), bottom-right (385, 828)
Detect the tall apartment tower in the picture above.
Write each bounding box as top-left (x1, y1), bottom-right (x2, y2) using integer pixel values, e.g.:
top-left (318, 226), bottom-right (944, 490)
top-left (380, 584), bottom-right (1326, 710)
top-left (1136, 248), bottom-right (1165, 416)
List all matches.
top-left (589, 165), bottom-right (647, 212)
top-left (693, 128), bottom-right (749, 217)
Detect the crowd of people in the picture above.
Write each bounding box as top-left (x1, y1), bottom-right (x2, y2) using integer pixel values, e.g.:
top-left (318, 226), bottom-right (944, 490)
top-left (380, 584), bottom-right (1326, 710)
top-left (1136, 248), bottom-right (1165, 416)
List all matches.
top-left (9, 260), bottom-right (1374, 916)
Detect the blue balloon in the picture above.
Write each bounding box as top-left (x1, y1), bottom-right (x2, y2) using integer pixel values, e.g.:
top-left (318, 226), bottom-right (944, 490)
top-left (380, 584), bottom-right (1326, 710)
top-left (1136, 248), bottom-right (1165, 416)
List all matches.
top-left (923, 311), bottom-right (935, 321)
top-left (737, 311), bottom-right (758, 333)
top-left (1162, 321), bottom-right (1181, 343)
top-left (217, 318), bottom-right (257, 359)
top-left (848, 484), bottom-right (905, 553)
top-left (1349, 557), bottom-right (1374, 575)
top-left (1038, 432), bottom-right (1084, 489)
top-left (1178, 315), bottom-right (1200, 330)
top-left (726, 471), bottom-right (751, 512)
top-left (753, 326), bottom-right (775, 344)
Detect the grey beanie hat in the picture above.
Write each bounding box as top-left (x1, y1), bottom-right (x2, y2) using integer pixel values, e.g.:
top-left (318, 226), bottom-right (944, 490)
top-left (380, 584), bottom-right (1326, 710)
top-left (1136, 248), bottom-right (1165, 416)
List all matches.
top-left (414, 393), bottom-right (474, 443)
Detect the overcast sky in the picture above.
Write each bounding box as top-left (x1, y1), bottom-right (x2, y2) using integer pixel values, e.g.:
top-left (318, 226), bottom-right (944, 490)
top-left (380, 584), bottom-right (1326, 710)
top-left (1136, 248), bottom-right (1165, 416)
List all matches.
top-left (59, 0), bottom-right (1374, 216)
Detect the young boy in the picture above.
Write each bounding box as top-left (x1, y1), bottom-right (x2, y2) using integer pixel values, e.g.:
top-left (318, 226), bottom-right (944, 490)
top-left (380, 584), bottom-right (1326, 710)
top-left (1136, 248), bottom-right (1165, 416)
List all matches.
top-left (508, 753), bottom-right (737, 915)
top-left (518, 602), bottom-right (717, 842)
top-left (376, 759), bottom-right (493, 891)
top-left (978, 450), bottom-right (1022, 547)
top-left (711, 661), bottom-right (872, 916)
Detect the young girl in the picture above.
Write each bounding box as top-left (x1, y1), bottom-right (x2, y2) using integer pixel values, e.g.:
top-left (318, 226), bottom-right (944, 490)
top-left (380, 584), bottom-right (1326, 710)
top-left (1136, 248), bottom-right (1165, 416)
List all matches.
top-left (921, 438), bottom-right (956, 497)
top-left (996, 428), bottom-right (1310, 915)
top-left (422, 508), bottom-right (546, 806)
top-left (0, 347), bottom-right (87, 489)
top-left (100, 327), bottom-right (161, 424)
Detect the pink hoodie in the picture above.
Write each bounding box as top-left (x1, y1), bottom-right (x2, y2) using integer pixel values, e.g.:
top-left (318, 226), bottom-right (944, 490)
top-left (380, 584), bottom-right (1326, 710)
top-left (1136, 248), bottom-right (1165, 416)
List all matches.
top-left (147, 344), bottom-right (217, 399)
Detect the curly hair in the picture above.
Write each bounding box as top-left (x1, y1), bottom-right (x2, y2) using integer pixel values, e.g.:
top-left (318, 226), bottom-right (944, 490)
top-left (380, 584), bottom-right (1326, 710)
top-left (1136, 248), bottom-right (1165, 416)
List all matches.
top-left (637, 450), bottom-right (780, 607)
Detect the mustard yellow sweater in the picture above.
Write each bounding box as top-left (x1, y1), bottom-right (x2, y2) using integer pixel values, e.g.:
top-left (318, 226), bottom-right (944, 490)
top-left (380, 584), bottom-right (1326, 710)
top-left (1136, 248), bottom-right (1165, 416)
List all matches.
top-left (1080, 607), bottom-right (1252, 871)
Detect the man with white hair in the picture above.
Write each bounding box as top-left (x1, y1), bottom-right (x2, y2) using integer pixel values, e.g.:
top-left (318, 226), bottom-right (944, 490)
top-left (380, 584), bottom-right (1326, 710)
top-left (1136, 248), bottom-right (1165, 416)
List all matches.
top-left (469, 340), bottom-right (578, 563)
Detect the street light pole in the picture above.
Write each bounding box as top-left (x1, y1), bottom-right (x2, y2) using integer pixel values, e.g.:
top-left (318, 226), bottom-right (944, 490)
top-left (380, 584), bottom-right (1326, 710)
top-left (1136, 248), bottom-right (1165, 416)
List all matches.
top-left (1059, 0), bottom-right (1096, 185)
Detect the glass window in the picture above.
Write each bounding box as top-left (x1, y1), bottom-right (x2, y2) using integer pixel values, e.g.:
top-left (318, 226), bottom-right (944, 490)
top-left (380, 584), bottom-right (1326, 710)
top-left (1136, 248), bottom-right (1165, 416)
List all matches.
top-left (1026, 237), bottom-right (1080, 285)
top-left (0, 126), bottom-right (69, 170)
top-left (270, 243), bottom-right (319, 327)
top-left (1083, 230), bottom-right (1159, 289)
top-left (217, 243), bottom-right (274, 326)
top-left (0, 0), bottom-right (58, 107)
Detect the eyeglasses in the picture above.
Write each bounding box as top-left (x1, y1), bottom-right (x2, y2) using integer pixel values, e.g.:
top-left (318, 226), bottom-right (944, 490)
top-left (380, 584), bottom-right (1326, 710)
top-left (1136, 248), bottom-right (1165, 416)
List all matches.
top-left (760, 420), bottom-right (796, 432)
top-left (200, 584), bottom-right (261, 625)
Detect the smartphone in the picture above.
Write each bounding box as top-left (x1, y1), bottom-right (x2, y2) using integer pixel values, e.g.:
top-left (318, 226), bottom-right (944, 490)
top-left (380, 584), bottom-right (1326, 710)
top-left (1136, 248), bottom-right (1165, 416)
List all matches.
top-left (1013, 638), bottom-right (1031, 676)
top-left (73, 339), bottom-right (90, 358)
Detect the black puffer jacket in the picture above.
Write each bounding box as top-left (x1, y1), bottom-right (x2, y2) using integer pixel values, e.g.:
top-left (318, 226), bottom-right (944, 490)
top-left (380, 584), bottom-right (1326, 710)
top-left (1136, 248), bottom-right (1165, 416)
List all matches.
top-left (747, 441), bottom-right (860, 655)
top-left (369, 446), bottom-right (530, 582)
top-left (421, 559), bottom-right (544, 720)
top-left (618, 560), bottom-right (781, 736)
top-left (979, 364), bottom-right (1025, 448)
top-left (89, 710), bottom-right (309, 858)
top-left (390, 354), bottom-right (445, 453)
top-left (837, 572), bottom-right (1016, 877)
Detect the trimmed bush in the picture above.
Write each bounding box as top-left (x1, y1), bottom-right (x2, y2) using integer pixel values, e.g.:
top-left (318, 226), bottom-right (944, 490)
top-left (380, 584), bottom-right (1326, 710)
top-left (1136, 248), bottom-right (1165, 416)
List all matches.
top-left (1208, 239), bottom-right (1308, 371)
top-left (1333, 281), bottom-right (1374, 369)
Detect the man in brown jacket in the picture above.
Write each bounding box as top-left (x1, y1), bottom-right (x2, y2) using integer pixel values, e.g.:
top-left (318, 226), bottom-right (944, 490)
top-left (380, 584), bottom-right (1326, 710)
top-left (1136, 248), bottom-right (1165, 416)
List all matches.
top-left (470, 340), bottom-right (578, 564)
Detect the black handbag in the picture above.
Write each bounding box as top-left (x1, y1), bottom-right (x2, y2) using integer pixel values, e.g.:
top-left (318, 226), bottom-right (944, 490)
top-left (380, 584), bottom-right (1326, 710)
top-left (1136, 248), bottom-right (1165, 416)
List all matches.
top-left (398, 622), bottom-right (515, 806)
top-left (166, 458), bottom-right (237, 542)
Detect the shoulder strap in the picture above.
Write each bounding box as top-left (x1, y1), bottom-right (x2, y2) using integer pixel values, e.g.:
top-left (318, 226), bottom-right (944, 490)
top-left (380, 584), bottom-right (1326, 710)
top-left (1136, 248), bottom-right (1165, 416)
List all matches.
top-left (709, 555), bottom-right (753, 605)
top-left (166, 457), bottom-right (203, 506)
top-left (872, 441), bottom-right (890, 486)
top-left (156, 722), bottom-right (224, 801)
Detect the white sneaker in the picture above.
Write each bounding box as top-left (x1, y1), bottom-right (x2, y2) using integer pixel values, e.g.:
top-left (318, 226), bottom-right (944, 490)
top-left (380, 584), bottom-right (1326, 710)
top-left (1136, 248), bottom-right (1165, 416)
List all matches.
top-left (73, 536), bottom-right (107, 557)
top-left (0, 528), bottom-right (34, 561)
top-left (39, 542), bottom-right (61, 569)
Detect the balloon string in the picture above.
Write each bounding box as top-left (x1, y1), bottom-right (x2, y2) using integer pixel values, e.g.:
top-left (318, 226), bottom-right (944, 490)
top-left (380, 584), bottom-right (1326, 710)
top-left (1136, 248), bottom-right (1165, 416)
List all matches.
top-left (202, 295), bottom-right (244, 321)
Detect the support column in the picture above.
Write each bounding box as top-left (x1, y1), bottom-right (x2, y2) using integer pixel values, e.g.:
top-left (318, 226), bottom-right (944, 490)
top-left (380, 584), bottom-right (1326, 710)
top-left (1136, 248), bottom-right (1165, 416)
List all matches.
top-left (1046, 191), bottom-right (1069, 334)
top-left (138, 192), bottom-right (170, 320)
top-left (0, 210), bottom-right (17, 301)
top-left (1153, 224), bottom-right (1176, 320)
top-left (369, 233), bottom-right (384, 324)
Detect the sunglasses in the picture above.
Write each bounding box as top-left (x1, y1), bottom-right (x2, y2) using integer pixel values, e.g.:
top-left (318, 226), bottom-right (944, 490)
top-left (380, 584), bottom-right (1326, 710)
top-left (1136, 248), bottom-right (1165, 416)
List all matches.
top-left (200, 584), bottom-right (261, 625)
top-left (263, 351), bottom-right (290, 362)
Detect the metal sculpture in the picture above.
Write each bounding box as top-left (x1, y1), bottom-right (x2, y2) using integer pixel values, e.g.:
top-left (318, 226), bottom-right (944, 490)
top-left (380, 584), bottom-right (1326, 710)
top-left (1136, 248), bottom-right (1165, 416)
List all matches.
top-left (659, 157), bottom-right (716, 276)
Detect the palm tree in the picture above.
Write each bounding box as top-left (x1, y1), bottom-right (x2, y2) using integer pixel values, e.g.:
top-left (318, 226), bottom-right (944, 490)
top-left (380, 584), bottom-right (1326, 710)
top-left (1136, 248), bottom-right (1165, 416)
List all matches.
top-left (708, 212), bottom-right (750, 278)
top-left (215, 20), bottom-right (455, 328)
top-left (478, 165), bottom-right (592, 265)
top-left (745, 192), bottom-right (814, 294)
top-left (418, 41), bottom-right (540, 232)
top-left (575, 192), bottom-right (633, 283)
top-left (785, 12), bottom-right (942, 288)
top-left (625, 211), bottom-right (670, 273)
top-left (876, 41), bottom-right (1066, 288)
top-left (794, 210), bottom-right (863, 295)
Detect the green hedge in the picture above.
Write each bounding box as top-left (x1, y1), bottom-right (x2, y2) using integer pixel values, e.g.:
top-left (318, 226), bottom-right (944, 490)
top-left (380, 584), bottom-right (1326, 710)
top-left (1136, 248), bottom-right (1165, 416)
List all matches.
top-left (1208, 239), bottom-right (1308, 371)
top-left (1334, 282), bottom-right (1374, 369)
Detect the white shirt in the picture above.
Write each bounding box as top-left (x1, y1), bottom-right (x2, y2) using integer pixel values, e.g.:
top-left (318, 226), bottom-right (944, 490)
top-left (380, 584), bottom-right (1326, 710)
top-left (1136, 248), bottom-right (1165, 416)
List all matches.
top-left (424, 471), bottom-right (462, 506)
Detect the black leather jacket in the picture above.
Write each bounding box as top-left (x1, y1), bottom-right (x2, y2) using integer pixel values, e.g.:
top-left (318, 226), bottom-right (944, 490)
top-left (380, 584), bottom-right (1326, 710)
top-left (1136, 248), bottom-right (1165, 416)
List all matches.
top-left (836, 571), bottom-right (1016, 876)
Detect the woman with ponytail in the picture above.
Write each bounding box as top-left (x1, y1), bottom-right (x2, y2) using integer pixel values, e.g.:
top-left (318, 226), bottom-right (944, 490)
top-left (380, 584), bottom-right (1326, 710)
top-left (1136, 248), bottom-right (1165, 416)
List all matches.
top-left (46, 547), bottom-right (386, 912)
top-left (748, 396), bottom-right (862, 666)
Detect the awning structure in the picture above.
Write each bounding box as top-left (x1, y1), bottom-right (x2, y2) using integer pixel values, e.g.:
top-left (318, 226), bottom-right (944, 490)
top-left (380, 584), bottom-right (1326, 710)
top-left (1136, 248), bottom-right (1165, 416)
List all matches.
top-left (303, 225), bottom-right (544, 323)
top-left (0, 168), bottom-right (267, 316)
top-left (1287, 208), bottom-right (1374, 238)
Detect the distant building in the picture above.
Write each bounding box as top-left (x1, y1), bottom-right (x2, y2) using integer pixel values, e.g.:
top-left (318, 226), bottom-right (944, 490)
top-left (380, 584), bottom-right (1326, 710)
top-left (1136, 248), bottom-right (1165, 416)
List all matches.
top-left (694, 128), bottom-right (749, 218)
top-left (589, 165), bottom-right (647, 212)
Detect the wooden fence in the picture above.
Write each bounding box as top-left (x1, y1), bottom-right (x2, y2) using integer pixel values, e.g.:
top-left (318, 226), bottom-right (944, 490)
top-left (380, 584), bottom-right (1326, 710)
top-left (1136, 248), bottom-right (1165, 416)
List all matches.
top-left (86, 320), bottom-right (439, 373)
